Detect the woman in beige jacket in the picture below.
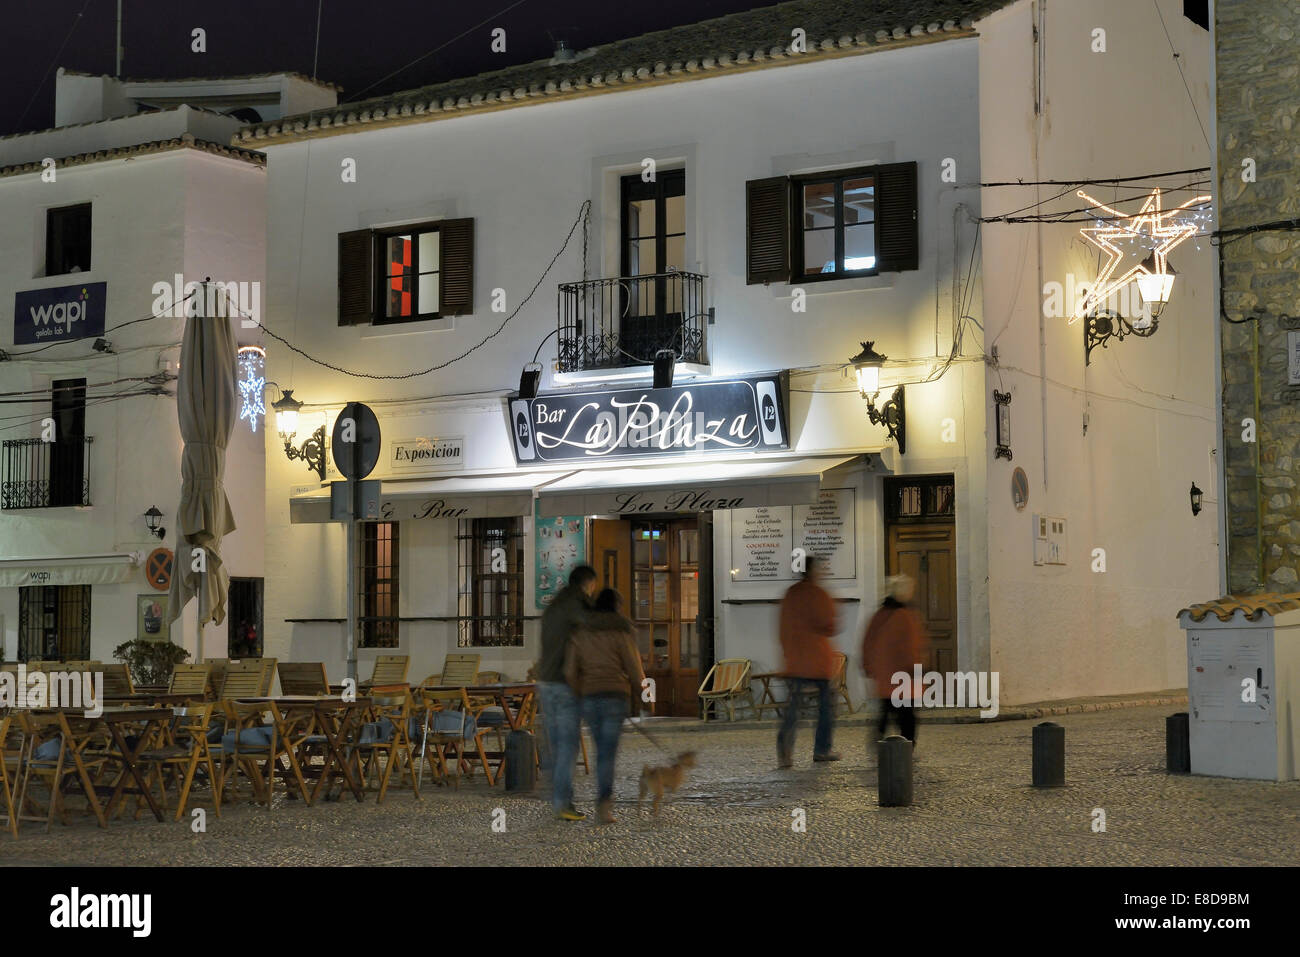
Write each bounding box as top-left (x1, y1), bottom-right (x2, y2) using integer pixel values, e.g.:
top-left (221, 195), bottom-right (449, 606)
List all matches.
top-left (564, 588), bottom-right (646, 823)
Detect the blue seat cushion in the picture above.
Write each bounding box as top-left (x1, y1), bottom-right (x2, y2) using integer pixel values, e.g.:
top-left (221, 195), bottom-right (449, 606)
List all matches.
top-left (428, 710), bottom-right (477, 740)
top-left (358, 718), bottom-right (394, 745)
top-left (220, 726), bottom-right (274, 751)
top-left (33, 738), bottom-right (62, 762)
top-left (476, 707), bottom-right (506, 727)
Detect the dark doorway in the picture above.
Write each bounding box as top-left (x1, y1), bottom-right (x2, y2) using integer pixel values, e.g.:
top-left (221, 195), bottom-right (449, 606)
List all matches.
top-left (883, 475), bottom-right (957, 674)
top-left (227, 577), bottom-right (264, 658)
top-left (49, 377), bottom-right (86, 507)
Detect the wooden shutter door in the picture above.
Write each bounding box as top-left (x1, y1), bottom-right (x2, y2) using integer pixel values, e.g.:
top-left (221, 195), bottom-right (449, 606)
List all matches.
top-left (337, 229), bottom-right (374, 325)
top-left (439, 218), bottom-right (475, 316)
top-left (746, 176), bottom-right (791, 285)
top-left (875, 161), bottom-right (919, 272)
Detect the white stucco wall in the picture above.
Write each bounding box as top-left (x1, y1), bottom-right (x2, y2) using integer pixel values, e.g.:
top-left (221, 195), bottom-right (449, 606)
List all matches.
top-left (977, 0), bottom-right (1218, 703)
top-left (0, 149), bottom-right (266, 664)
top-left (259, 39), bottom-right (989, 693)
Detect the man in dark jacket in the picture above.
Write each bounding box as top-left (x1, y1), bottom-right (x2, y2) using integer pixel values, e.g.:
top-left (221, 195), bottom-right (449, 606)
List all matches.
top-left (538, 564), bottom-right (597, 820)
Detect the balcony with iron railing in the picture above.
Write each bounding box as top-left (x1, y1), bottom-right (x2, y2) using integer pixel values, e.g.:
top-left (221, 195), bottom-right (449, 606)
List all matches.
top-left (1, 437), bottom-right (93, 509)
top-left (557, 270), bottom-right (707, 374)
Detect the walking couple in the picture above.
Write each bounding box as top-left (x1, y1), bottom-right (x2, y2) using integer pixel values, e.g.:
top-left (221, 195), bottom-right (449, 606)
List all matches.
top-left (536, 565), bottom-right (647, 823)
top-left (777, 558), bottom-right (927, 766)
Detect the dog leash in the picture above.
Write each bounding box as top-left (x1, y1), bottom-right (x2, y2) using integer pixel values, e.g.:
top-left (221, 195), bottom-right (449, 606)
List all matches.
top-left (625, 715), bottom-right (677, 759)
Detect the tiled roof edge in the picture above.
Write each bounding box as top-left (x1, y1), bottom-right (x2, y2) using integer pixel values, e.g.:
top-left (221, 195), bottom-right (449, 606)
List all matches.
top-left (59, 68), bottom-right (343, 92)
top-left (1176, 593), bottom-right (1300, 622)
top-left (0, 134), bottom-right (266, 179)
top-left (236, 13), bottom-right (992, 147)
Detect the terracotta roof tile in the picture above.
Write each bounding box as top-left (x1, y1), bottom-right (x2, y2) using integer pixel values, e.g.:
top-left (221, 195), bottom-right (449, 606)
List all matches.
top-left (1176, 593), bottom-right (1300, 622)
top-left (236, 0), bottom-right (1017, 146)
top-left (0, 134), bottom-right (265, 179)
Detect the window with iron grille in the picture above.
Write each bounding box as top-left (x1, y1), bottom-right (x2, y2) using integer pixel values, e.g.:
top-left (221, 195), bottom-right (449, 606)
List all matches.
top-left (18, 584), bottom-right (91, 661)
top-left (884, 475), bottom-right (956, 522)
top-left (457, 517), bottom-right (524, 647)
top-left (357, 522), bottom-right (399, 648)
top-left (45, 203), bottom-right (92, 276)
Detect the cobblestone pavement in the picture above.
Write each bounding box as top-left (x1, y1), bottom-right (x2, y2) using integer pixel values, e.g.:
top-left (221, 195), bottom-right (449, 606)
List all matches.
top-left (3, 706), bottom-right (1296, 866)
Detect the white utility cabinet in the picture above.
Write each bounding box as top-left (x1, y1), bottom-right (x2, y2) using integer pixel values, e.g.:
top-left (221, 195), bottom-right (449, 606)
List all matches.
top-left (1177, 602), bottom-right (1300, 780)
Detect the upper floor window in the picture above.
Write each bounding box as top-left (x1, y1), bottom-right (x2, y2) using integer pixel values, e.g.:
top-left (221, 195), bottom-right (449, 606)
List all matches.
top-left (46, 203), bottom-right (92, 276)
top-left (621, 169), bottom-right (686, 278)
top-left (745, 161), bottom-right (918, 285)
top-left (337, 218), bottom-right (474, 326)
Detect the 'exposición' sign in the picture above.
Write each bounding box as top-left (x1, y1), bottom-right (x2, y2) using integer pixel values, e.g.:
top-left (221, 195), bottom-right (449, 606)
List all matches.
top-left (508, 374), bottom-right (789, 464)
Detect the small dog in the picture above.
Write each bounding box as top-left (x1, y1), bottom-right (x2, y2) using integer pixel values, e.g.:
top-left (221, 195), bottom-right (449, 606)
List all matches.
top-left (638, 751), bottom-right (697, 815)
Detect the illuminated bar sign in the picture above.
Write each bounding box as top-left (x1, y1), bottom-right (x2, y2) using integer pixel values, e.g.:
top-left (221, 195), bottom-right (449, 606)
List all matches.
top-left (509, 374), bottom-right (789, 464)
top-left (14, 281), bottom-right (107, 345)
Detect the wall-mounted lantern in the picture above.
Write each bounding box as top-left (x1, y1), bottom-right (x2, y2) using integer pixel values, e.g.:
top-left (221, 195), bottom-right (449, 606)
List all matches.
top-left (143, 506), bottom-right (166, 540)
top-left (272, 389), bottom-right (326, 481)
top-left (1190, 482), bottom-right (1203, 517)
top-left (851, 341), bottom-right (906, 455)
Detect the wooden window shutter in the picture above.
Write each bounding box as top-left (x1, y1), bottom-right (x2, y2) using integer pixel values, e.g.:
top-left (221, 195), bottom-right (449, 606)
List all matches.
top-left (439, 218), bottom-right (475, 316)
top-left (875, 161), bottom-right (919, 273)
top-left (746, 176), bottom-right (791, 285)
top-left (337, 229), bottom-right (374, 326)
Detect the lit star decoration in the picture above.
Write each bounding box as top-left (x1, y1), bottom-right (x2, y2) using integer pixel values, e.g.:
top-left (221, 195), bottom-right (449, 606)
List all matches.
top-left (236, 345), bottom-right (266, 433)
top-left (1070, 187), bottom-right (1212, 323)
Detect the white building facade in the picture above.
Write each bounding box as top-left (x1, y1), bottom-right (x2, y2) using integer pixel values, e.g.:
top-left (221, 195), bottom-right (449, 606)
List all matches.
top-left (242, 0), bottom-right (1218, 710)
top-left (0, 71), bottom-right (332, 664)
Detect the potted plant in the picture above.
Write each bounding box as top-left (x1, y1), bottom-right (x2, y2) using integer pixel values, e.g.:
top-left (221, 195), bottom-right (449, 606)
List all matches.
top-left (112, 639), bottom-right (190, 688)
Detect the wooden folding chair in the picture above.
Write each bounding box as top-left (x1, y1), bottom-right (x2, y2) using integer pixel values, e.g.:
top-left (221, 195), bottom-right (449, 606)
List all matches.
top-left (697, 658), bottom-right (755, 721)
top-left (217, 699), bottom-right (311, 810)
top-left (204, 658), bottom-right (231, 698)
top-left (169, 663), bottom-right (212, 702)
top-left (257, 658), bottom-right (278, 695)
top-left (15, 711), bottom-right (112, 830)
top-left (101, 664), bottom-right (135, 697)
top-left (417, 687), bottom-right (496, 786)
top-left (362, 655), bottom-right (409, 688)
top-left (219, 662), bottom-right (264, 700)
top-left (0, 713), bottom-right (24, 837)
top-left (440, 654), bottom-right (480, 687)
top-left (356, 689), bottom-right (421, 802)
top-left (277, 662), bottom-right (330, 696)
top-left (137, 703), bottom-right (222, 822)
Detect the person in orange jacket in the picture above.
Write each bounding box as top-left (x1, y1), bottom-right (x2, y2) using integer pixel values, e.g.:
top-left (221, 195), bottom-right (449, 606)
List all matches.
top-left (776, 557), bottom-right (840, 767)
top-left (862, 574), bottom-right (928, 745)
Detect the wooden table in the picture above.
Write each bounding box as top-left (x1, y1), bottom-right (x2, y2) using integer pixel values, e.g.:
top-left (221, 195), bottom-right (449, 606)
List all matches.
top-left (231, 696), bottom-right (344, 805)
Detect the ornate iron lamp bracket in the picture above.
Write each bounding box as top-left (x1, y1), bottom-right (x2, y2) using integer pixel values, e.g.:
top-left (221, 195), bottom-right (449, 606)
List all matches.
top-left (1085, 311), bottom-right (1159, 366)
top-left (866, 385), bottom-right (906, 456)
top-left (284, 425), bottom-right (327, 480)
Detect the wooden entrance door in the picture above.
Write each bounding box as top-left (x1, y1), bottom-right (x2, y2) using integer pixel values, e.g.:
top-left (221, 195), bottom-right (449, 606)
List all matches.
top-left (590, 517), bottom-right (700, 715)
top-left (886, 524), bottom-right (956, 673)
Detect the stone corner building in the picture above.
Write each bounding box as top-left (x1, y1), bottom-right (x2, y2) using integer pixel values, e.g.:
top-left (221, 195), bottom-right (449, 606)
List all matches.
top-left (1216, 1), bottom-right (1300, 594)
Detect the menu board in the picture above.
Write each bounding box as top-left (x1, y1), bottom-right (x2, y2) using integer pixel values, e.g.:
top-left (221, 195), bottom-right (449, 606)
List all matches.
top-left (730, 489), bottom-right (855, 582)
top-left (795, 488), bottom-right (856, 580)
top-left (730, 506), bottom-right (793, 581)
top-left (535, 503), bottom-right (586, 608)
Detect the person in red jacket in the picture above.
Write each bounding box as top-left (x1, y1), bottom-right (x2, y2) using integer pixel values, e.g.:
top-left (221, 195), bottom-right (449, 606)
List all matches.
top-left (862, 574), bottom-right (928, 745)
top-left (777, 557), bottom-right (840, 767)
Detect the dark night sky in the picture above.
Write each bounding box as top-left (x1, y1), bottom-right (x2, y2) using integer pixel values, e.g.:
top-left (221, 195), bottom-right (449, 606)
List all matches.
top-left (0, 0), bottom-right (787, 136)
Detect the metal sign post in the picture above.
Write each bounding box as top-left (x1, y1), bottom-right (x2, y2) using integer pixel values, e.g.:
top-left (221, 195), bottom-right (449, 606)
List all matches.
top-left (331, 402), bottom-right (382, 683)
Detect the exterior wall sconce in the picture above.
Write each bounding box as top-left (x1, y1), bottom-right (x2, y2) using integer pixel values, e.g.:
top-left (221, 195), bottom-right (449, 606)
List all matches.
top-left (272, 389), bottom-right (326, 480)
top-left (1135, 253), bottom-right (1176, 321)
top-left (143, 506), bottom-right (166, 539)
top-left (518, 362), bottom-right (542, 399)
top-left (1084, 309), bottom-right (1159, 366)
top-left (851, 342), bottom-right (906, 455)
top-left (1190, 482), bottom-right (1203, 516)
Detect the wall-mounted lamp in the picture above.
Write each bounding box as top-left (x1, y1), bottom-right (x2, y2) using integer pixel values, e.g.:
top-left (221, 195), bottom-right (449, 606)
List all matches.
top-left (92, 338), bottom-right (113, 354)
top-left (1190, 482), bottom-right (1203, 517)
top-left (1084, 309), bottom-right (1159, 366)
top-left (272, 389), bottom-right (326, 480)
top-left (143, 505), bottom-right (166, 540)
top-left (653, 350), bottom-right (676, 389)
top-left (851, 342), bottom-right (906, 455)
top-left (1135, 253), bottom-right (1176, 321)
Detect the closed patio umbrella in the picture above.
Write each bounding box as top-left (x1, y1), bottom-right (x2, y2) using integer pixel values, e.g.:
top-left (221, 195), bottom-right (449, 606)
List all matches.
top-left (167, 292), bottom-right (238, 640)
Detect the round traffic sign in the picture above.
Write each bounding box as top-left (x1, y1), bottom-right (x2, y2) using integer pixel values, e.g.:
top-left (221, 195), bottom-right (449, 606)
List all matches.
top-left (1012, 467), bottom-right (1029, 511)
top-left (332, 402), bottom-right (382, 480)
top-left (146, 547), bottom-right (173, 591)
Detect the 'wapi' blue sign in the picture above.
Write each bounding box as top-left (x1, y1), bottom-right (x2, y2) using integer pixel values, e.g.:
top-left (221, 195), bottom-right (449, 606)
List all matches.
top-left (14, 281), bottom-right (107, 345)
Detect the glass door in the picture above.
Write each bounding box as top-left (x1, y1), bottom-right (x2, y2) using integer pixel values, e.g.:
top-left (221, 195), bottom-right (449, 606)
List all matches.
top-left (631, 518), bottom-right (699, 716)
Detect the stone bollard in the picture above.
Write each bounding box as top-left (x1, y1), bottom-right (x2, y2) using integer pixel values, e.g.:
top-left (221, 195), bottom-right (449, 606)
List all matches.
top-left (877, 734), bottom-right (913, 806)
top-left (1032, 721), bottom-right (1065, 788)
top-left (504, 729), bottom-right (537, 792)
top-left (1165, 712), bottom-right (1191, 774)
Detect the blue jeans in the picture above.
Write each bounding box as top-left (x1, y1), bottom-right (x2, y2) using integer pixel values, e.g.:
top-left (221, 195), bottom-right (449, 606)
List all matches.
top-left (538, 682), bottom-right (580, 810)
top-left (777, 678), bottom-right (834, 759)
top-left (582, 694), bottom-right (627, 801)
